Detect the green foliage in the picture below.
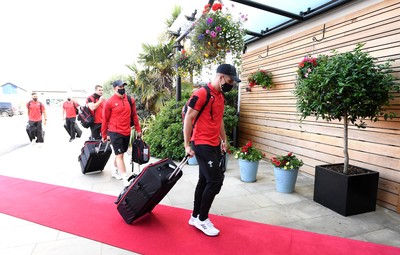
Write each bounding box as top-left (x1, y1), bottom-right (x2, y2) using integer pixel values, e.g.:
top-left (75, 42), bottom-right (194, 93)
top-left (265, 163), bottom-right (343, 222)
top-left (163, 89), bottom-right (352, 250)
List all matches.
top-left (270, 152), bottom-right (303, 170)
top-left (232, 141), bottom-right (264, 162)
top-left (224, 105), bottom-right (238, 142)
top-left (294, 43), bottom-right (397, 173)
top-left (247, 70), bottom-right (273, 89)
top-left (295, 43), bottom-right (396, 127)
top-left (144, 99), bottom-right (187, 160)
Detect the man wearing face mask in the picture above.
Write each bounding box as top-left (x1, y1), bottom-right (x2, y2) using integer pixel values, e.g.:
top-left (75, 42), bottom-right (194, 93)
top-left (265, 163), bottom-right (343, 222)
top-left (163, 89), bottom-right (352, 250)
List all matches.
top-left (26, 92), bottom-right (47, 145)
top-left (183, 64), bottom-right (241, 236)
top-left (63, 97), bottom-right (80, 142)
top-left (102, 80), bottom-right (142, 187)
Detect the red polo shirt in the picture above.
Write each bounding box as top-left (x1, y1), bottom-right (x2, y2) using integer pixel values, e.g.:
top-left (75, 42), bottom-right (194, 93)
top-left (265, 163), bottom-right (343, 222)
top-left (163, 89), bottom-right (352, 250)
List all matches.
top-left (63, 101), bottom-right (79, 118)
top-left (188, 83), bottom-right (225, 146)
top-left (86, 95), bottom-right (104, 124)
top-left (26, 100), bottom-right (45, 121)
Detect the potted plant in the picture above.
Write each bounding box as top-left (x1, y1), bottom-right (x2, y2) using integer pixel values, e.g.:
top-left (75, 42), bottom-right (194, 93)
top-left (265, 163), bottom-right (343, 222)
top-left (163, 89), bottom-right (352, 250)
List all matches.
top-left (247, 69), bottom-right (273, 91)
top-left (190, 1), bottom-right (247, 67)
top-left (270, 152), bottom-right (303, 193)
top-left (294, 43), bottom-right (398, 216)
top-left (233, 141), bottom-right (264, 182)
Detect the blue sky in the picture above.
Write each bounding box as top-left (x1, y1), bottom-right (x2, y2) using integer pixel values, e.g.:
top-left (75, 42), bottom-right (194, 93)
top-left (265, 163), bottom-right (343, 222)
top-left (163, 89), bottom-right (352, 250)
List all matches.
top-left (0, 0), bottom-right (199, 92)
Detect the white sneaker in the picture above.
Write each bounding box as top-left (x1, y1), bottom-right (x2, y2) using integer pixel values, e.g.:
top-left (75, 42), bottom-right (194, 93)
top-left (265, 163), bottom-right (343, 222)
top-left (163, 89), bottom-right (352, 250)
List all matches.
top-left (188, 215), bottom-right (197, 226)
top-left (194, 218), bottom-right (220, 236)
top-left (112, 169), bottom-right (123, 180)
top-left (123, 176), bottom-right (130, 187)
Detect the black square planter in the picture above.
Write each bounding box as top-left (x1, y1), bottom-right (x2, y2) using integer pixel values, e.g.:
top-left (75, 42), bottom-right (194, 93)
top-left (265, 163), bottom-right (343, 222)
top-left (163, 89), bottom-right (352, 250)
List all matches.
top-left (313, 164), bottom-right (379, 216)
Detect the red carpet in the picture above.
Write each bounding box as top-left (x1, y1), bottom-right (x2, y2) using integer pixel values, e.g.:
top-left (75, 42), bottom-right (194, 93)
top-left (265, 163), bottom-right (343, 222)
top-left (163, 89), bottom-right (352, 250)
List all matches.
top-left (0, 175), bottom-right (399, 255)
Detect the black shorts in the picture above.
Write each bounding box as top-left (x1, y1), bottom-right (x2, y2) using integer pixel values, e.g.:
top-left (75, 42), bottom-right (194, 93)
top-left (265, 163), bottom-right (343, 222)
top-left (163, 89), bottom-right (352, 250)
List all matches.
top-left (108, 132), bottom-right (130, 155)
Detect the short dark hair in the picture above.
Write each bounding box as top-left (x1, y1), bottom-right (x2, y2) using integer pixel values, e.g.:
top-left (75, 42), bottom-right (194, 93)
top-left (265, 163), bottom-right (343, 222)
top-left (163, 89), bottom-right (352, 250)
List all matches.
top-left (31, 92), bottom-right (37, 96)
top-left (95, 85), bottom-right (102, 90)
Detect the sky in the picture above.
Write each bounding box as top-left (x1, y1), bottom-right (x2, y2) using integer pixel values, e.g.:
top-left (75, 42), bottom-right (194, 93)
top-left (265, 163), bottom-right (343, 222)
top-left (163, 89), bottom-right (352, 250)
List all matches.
top-left (0, 0), bottom-right (202, 93)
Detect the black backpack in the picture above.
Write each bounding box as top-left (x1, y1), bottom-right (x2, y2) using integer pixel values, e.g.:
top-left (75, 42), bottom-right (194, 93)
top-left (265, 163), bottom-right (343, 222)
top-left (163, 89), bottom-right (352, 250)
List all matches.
top-left (127, 96), bottom-right (135, 127)
top-left (131, 137), bottom-right (150, 165)
top-left (77, 105), bottom-right (94, 128)
top-left (77, 96), bottom-right (95, 128)
top-left (181, 86), bottom-right (211, 130)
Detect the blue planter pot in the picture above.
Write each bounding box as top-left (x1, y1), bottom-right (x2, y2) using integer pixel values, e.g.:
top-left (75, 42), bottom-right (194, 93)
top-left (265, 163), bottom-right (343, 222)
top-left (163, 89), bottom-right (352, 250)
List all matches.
top-left (188, 155), bottom-right (198, 165)
top-left (239, 159), bottom-right (259, 182)
top-left (273, 166), bottom-right (299, 193)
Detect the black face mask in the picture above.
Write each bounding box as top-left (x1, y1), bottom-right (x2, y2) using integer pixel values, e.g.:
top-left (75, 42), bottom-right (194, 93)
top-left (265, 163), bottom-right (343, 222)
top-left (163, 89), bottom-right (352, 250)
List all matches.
top-left (67, 98), bottom-right (71, 101)
top-left (221, 83), bottom-right (233, 93)
top-left (33, 98), bottom-right (38, 101)
top-left (117, 88), bottom-right (126, 95)
top-left (93, 93), bottom-right (100, 99)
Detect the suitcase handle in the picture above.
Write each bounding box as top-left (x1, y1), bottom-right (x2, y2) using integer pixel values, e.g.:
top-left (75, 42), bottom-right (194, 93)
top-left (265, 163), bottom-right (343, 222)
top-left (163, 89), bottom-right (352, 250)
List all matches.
top-left (168, 155), bottom-right (190, 180)
top-left (96, 141), bottom-right (110, 154)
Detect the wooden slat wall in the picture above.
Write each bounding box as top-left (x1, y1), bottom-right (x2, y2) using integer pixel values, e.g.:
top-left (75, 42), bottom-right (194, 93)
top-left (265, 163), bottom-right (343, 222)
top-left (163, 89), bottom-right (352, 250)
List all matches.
top-left (240, 0), bottom-right (400, 213)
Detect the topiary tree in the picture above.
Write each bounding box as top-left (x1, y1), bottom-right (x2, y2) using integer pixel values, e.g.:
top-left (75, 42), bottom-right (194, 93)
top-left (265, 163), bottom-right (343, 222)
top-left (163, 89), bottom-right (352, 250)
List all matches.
top-left (294, 43), bottom-right (398, 174)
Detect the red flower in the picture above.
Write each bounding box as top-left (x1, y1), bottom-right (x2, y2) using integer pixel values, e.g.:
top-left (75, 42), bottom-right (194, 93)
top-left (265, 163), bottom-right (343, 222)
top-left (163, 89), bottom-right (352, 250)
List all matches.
top-left (212, 3), bottom-right (222, 11)
top-left (246, 141), bottom-right (252, 148)
top-left (288, 152), bottom-right (292, 157)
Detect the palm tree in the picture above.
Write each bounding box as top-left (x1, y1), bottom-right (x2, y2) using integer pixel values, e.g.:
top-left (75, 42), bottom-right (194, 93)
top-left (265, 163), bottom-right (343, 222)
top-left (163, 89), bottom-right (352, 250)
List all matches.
top-left (127, 42), bottom-right (176, 114)
top-left (126, 5), bottom-right (187, 114)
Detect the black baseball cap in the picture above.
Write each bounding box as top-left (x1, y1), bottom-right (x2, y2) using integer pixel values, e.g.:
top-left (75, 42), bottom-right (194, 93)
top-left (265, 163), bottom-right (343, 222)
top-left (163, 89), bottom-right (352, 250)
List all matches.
top-left (112, 80), bottom-right (127, 87)
top-left (216, 64), bottom-right (241, 83)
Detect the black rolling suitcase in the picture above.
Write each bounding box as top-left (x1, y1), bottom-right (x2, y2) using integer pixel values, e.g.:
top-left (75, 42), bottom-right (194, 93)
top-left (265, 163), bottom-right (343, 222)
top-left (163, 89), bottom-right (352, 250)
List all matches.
top-left (78, 140), bottom-right (112, 174)
top-left (26, 122), bottom-right (45, 142)
top-left (116, 156), bottom-right (189, 224)
top-left (64, 123), bottom-right (82, 138)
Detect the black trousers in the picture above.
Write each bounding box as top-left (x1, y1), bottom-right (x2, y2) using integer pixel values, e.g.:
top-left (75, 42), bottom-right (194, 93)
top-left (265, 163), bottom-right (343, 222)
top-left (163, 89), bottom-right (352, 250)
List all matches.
top-left (192, 143), bottom-right (224, 221)
top-left (66, 117), bottom-right (76, 139)
top-left (28, 120), bottom-right (44, 143)
top-left (90, 123), bottom-right (102, 140)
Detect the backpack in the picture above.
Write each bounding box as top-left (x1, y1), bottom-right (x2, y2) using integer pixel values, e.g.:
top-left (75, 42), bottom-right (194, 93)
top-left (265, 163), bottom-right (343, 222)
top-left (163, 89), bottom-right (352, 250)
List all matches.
top-left (77, 105), bottom-right (94, 128)
top-left (77, 96), bottom-right (95, 128)
top-left (131, 137), bottom-right (150, 165)
top-left (181, 86), bottom-right (211, 130)
top-left (127, 96), bottom-right (134, 127)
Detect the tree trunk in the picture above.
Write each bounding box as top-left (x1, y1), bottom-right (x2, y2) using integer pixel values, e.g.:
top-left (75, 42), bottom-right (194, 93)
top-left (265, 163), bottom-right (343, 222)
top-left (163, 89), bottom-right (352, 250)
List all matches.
top-left (343, 113), bottom-right (349, 174)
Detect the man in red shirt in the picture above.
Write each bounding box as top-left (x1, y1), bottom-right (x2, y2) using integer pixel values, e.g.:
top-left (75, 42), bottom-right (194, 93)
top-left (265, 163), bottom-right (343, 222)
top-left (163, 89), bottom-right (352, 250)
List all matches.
top-left (63, 97), bottom-right (80, 142)
top-left (102, 80), bottom-right (142, 187)
top-left (183, 64), bottom-right (241, 237)
top-left (26, 92), bottom-right (47, 144)
top-left (87, 85), bottom-right (106, 140)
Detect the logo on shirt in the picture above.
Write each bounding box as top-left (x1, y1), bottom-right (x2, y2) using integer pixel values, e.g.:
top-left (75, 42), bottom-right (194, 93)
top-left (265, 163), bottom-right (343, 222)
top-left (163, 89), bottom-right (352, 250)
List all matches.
top-left (208, 160), bottom-right (213, 168)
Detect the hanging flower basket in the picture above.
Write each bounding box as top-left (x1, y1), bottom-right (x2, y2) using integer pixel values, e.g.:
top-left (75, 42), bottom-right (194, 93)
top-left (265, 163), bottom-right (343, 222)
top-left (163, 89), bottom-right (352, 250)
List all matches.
top-left (173, 49), bottom-right (202, 77)
top-left (247, 69), bottom-right (273, 90)
top-left (191, 2), bottom-right (247, 67)
top-left (297, 56), bottom-right (318, 81)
